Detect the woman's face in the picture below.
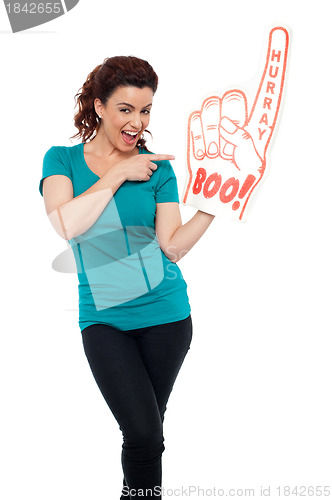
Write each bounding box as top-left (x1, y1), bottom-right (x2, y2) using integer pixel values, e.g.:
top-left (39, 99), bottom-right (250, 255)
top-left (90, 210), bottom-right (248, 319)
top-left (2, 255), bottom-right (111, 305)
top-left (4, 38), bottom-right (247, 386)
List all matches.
top-left (96, 86), bottom-right (154, 152)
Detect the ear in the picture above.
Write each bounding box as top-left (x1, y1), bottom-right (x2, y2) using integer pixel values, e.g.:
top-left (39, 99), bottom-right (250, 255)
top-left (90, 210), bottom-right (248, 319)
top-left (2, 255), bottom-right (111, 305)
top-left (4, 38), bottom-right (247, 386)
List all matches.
top-left (94, 98), bottom-right (103, 117)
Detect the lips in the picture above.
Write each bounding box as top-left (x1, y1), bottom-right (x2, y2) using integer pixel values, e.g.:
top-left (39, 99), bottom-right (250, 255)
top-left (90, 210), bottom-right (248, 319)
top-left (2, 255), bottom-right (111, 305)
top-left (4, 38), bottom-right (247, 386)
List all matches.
top-left (121, 130), bottom-right (139, 144)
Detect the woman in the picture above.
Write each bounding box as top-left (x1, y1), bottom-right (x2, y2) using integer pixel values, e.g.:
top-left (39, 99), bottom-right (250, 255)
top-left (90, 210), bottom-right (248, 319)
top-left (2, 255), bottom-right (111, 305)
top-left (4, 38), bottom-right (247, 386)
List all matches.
top-left (39, 56), bottom-right (214, 499)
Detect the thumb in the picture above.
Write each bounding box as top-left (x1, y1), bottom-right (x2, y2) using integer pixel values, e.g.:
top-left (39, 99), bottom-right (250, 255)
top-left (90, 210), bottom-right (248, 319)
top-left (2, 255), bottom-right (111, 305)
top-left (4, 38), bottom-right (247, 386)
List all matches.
top-left (220, 117), bottom-right (263, 173)
top-left (219, 117), bottom-right (252, 147)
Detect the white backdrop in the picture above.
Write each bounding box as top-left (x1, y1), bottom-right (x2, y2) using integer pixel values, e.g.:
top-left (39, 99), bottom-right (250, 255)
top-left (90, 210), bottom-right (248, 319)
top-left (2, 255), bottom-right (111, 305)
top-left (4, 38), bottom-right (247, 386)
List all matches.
top-left (1, 0), bottom-right (332, 498)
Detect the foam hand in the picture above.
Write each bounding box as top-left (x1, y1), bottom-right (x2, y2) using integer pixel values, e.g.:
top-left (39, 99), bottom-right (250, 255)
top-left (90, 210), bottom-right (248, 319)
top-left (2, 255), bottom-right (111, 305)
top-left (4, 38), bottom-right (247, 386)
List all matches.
top-left (183, 27), bottom-right (289, 221)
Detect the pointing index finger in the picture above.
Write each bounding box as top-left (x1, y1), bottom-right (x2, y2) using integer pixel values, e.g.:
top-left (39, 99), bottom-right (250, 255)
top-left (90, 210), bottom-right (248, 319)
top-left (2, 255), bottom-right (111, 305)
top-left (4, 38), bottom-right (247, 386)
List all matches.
top-left (247, 27), bottom-right (289, 159)
top-left (143, 154), bottom-right (175, 161)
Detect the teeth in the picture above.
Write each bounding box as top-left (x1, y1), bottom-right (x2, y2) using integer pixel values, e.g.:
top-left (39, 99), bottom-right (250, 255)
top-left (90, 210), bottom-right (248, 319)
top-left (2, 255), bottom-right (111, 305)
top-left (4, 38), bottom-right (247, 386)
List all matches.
top-left (123, 131), bottom-right (138, 136)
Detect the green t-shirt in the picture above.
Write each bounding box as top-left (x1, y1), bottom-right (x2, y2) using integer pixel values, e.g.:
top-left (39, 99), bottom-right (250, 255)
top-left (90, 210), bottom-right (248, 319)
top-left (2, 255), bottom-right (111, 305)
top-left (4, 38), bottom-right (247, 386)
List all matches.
top-left (39, 143), bottom-right (191, 331)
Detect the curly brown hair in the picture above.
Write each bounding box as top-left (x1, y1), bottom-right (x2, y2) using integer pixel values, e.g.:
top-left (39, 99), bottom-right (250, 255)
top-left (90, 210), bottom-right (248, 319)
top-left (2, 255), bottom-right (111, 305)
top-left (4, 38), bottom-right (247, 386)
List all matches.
top-left (71, 56), bottom-right (158, 148)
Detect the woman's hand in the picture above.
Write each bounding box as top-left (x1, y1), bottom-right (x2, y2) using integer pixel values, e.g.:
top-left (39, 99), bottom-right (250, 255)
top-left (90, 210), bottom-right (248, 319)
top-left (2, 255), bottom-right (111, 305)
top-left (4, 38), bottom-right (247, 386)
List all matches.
top-left (115, 154), bottom-right (175, 182)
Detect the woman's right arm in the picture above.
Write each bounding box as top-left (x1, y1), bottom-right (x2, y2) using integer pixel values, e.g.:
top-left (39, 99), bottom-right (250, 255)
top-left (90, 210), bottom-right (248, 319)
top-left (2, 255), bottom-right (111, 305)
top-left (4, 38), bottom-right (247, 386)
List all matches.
top-left (42, 154), bottom-right (174, 240)
top-left (43, 167), bottom-right (126, 240)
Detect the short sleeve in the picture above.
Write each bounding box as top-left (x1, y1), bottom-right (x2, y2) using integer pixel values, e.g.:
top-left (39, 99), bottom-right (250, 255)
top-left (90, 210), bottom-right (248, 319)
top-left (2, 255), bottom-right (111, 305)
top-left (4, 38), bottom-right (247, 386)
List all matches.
top-left (39, 146), bottom-right (73, 197)
top-left (155, 161), bottom-right (179, 203)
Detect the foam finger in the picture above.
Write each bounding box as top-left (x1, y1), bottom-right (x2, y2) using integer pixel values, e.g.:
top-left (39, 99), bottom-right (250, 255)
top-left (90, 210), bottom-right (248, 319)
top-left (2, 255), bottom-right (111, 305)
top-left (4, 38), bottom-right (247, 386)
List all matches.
top-left (220, 90), bottom-right (248, 160)
top-left (189, 111), bottom-right (205, 160)
top-left (200, 97), bottom-right (221, 158)
top-left (248, 27), bottom-right (289, 159)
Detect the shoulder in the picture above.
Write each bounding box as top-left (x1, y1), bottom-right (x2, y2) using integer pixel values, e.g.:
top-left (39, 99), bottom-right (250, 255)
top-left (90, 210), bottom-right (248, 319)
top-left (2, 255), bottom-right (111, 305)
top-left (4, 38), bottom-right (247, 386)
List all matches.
top-left (44, 144), bottom-right (80, 157)
top-left (43, 146), bottom-right (62, 164)
top-left (42, 145), bottom-right (80, 177)
top-left (43, 144), bottom-right (81, 167)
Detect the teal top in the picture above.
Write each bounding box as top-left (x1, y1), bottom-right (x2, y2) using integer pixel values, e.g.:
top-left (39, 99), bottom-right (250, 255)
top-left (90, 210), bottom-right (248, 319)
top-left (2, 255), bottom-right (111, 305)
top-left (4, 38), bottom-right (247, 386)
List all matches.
top-left (39, 143), bottom-right (191, 332)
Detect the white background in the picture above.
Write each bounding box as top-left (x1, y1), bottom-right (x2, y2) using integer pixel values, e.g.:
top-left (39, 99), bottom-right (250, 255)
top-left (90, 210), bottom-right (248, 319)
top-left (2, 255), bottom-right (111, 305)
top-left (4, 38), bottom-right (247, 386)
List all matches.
top-left (1, 0), bottom-right (332, 498)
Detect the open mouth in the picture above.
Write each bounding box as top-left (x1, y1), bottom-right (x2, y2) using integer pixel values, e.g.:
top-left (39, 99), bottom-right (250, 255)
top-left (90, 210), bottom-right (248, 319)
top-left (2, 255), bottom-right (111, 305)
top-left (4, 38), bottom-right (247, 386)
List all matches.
top-left (121, 130), bottom-right (139, 144)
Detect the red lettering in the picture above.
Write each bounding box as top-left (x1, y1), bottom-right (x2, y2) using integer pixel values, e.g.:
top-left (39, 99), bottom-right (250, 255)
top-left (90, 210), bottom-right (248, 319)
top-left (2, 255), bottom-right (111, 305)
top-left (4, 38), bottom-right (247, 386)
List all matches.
top-left (266, 81), bottom-right (275, 94)
top-left (219, 178), bottom-right (239, 203)
top-left (263, 97), bottom-right (272, 110)
top-left (271, 50), bottom-right (281, 62)
top-left (203, 173), bottom-right (222, 199)
top-left (192, 171), bottom-right (248, 208)
top-left (238, 175), bottom-right (256, 199)
top-left (193, 167), bottom-right (206, 194)
top-left (259, 113), bottom-right (268, 125)
top-left (269, 65), bottom-right (279, 78)
top-left (258, 128), bottom-right (266, 140)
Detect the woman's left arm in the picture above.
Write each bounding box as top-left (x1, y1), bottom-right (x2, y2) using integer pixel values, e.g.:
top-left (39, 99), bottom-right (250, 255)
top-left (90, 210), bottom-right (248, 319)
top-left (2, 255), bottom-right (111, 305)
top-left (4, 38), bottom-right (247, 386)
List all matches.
top-left (155, 202), bottom-right (215, 263)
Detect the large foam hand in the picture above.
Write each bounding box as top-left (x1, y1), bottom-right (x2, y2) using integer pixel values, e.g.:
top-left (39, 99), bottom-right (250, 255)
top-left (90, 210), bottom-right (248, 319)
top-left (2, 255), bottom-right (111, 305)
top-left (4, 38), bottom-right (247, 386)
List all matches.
top-left (182, 27), bottom-right (289, 221)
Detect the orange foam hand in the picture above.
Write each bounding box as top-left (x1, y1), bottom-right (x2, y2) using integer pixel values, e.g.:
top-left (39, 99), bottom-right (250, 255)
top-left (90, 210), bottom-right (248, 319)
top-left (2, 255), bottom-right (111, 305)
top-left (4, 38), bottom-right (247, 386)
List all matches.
top-left (183, 27), bottom-right (289, 221)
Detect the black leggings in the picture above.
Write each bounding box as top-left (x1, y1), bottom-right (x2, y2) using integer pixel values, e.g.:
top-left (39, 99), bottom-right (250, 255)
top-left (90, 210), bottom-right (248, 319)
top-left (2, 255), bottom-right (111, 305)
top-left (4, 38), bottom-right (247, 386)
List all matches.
top-left (81, 315), bottom-right (193, 499)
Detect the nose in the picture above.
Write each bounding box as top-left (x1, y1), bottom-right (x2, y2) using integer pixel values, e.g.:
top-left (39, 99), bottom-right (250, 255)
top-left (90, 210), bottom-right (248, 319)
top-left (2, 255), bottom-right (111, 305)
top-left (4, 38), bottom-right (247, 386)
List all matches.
top-left (129, 113), bottom-right (142, 131)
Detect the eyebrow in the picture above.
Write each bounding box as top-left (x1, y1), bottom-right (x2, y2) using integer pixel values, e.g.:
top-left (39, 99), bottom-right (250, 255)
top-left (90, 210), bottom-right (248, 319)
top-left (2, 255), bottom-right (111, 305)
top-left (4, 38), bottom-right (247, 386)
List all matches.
top-left (117, 102), bottom-right (153, 109)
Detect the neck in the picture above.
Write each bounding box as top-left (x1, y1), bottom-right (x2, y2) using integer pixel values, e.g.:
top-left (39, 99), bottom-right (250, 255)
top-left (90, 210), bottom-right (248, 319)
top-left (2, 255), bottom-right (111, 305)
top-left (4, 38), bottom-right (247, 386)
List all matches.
top-left (86, 127), bottom-right (117, 158)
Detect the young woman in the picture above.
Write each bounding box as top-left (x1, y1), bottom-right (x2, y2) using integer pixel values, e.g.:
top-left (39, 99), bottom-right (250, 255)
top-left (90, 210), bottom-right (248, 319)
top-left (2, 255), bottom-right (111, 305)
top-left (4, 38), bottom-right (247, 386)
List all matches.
top-left (39, 56), bottom-right (214, 499)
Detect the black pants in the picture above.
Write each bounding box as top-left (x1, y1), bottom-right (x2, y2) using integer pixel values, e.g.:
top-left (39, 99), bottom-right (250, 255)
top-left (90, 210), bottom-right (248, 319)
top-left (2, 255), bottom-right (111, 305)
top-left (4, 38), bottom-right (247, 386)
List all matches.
top-left (81, 314), bottom-right (193, 499)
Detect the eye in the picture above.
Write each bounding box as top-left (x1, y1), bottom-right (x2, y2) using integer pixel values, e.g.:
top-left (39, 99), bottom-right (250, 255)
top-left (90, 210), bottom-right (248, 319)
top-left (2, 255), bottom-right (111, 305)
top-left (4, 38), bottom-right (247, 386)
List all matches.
top-left (142, 109), bottom-right (151, 115)
top-left (120, 108), bottom-right (130, 113)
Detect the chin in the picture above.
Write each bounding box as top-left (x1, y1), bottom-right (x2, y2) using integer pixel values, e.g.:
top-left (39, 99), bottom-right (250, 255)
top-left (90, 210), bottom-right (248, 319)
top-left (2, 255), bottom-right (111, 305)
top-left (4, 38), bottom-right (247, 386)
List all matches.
top-left (120, 143), bottom-right (138, 152)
